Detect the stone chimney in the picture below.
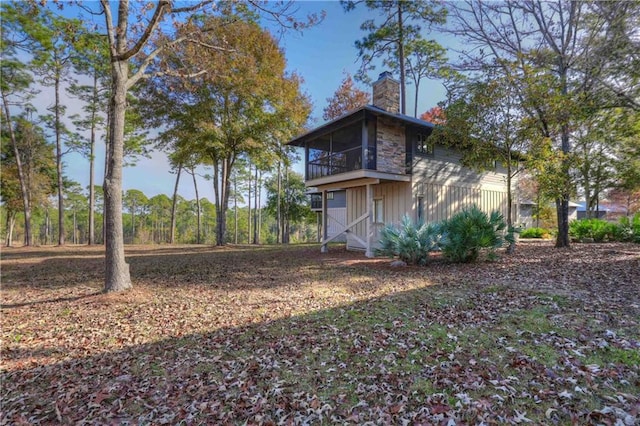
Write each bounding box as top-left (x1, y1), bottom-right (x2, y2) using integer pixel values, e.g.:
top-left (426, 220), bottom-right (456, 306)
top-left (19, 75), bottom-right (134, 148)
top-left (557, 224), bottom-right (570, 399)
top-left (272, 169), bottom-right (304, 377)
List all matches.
top-left (372, 71), bottom-right (400, 114)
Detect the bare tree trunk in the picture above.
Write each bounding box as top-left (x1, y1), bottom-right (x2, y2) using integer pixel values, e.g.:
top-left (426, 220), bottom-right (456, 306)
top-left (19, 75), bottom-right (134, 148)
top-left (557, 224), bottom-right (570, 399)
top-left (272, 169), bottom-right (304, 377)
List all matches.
top-left (253, 166), bottom-right (258, 244)
top-left (191, 167), bottom-right (201, 244)
top-left (54, 76), bottom-right (65, 246)
top-left (276, 161), bottom-right (281, 244)
top-left (257, 169), bottom-right (262, 244)
top-left (170, 165), bottom-right (182, 244)
top-left (88, 70), bottom-right (98, 245)
top-left (212, 157), bottom-right (232, 246)
top-left (102, 102), bottom-right (111, 246)
top-left (5, 212), bottom-right (15, 247)
top-left (234, 176), bottom-right (238, 244)
top-left (103, 58), bottom-right (132, 292)
top-left (397, 2), bottom-right (406, 115)
top-left (1, 95), bottom-right (32, 246)
top-left (247, 163), bottom-right (252, 244)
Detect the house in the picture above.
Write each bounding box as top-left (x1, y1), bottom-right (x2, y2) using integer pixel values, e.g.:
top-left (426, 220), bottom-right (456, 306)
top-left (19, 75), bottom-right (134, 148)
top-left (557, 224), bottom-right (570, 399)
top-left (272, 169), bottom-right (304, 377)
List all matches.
top-left (309, 190), bottom-right (347, 242)
top-left (519, 200), bottom-right (579, 228)
top-left (288, 71), bottom-right (515, 256)
top-left (576, 201), bottom-right (627, 220)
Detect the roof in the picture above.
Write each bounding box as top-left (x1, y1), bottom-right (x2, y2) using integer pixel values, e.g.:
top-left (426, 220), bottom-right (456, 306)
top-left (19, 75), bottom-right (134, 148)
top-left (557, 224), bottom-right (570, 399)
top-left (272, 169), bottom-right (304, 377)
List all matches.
top-left (575, 201), bottom-right (626, 213)
top-left (288, 105), bottom-right (435, 147)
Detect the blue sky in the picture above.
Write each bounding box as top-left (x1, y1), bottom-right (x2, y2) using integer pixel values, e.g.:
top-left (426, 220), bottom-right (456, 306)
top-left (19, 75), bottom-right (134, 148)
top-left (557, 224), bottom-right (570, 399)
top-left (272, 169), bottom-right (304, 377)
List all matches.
top-left (40, 1), bottom-right (453, 203)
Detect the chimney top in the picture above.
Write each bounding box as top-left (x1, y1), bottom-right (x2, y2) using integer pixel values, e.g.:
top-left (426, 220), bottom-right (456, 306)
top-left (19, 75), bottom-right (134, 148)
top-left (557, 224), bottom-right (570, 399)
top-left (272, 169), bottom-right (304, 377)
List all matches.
top-left (377, 71), bottom-right (394, 81)
top-left (372, 71), bottom-right (400, 114)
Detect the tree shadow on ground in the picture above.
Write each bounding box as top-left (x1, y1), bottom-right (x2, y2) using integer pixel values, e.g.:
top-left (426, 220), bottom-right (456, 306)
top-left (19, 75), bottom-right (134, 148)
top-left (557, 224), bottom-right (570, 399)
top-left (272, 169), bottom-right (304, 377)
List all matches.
top-left (2, 242), bottom-right (639, 424)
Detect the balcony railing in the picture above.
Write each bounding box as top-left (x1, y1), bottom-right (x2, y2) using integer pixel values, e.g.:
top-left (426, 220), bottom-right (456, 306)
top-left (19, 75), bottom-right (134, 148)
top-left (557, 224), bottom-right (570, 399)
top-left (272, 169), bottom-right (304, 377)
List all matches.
top-left (307, 146), bottom-right (376, 180)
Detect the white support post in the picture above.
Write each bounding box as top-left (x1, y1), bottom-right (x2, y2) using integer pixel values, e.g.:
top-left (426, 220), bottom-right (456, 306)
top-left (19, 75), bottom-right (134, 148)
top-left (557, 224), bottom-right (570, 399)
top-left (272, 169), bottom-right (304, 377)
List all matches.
top-left (365, 183), bottom-right (374, 258)
top-left (321, 189), bottom-right (328, 253)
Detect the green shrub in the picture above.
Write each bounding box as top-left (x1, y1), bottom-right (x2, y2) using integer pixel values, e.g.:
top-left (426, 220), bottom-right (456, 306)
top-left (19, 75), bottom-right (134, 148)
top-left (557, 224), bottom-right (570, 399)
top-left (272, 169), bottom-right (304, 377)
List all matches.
top-left (520, 227), bottom-right (551, 239)
top-left (615, 213), bottom-right (640, 243)
top-left (569, 218), bottom-right (617, 242)
top-left (439, 205), bottom-right (513, 263)
top-left (377, 215), bottom-right (443, 265)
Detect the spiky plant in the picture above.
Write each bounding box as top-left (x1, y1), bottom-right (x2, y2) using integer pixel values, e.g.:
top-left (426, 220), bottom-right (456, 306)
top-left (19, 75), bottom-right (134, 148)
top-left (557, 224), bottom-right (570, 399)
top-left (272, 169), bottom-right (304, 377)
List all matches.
top-left (377, 215), bottom-right (443, 265)
top-left (440, 205), bottom-right (511, 263)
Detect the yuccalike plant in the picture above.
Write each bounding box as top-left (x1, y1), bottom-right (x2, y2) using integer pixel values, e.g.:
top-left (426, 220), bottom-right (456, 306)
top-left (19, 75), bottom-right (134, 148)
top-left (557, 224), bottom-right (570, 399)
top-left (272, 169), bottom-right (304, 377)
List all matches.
top-left (377, 215), bottom-right (444, 265)
top-left (439, 205), bottom-right (513, 263)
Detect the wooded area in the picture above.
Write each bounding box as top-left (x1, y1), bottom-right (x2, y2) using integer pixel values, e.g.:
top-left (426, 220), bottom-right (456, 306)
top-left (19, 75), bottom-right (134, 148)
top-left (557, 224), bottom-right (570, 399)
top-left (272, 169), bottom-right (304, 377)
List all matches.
top-left (2, 0), bottom-right (639, 293)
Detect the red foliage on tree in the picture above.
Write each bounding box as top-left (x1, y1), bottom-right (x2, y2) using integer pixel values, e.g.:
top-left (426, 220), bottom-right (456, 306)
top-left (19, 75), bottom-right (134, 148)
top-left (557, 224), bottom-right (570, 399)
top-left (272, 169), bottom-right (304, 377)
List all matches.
top-left (322, 74), bottom-right (370, 121)
top-left (420, 106), bottom-right (446, 125)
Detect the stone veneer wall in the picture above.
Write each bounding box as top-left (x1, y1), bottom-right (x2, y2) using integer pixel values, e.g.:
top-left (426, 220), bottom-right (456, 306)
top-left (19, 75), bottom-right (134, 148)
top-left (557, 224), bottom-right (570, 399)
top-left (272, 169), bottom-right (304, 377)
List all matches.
top-left (376, 117), bottom-right (406, 174)
top-left (372, 77), bottom-right (400, 114)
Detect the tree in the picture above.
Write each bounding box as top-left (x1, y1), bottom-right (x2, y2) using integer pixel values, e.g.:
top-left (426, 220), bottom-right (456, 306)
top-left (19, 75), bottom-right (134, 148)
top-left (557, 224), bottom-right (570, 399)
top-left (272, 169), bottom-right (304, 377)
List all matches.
top-left (25, 8), bottom-right (85, 246)
top-left (431, 77), bottom-right (526, 244)
top-left (0, 3), bottom-right (39, 246)
top-left (144, 13), bottom-right (310, 246)
top-left (404, 39), bottom-right (448, 117)
top-left (69, 32), bottom-right (110, 245)
top-left (123, 189), bottom-right (148, 243)
top-left (148, 194), bottom-right (172, 243)
top-left (419, 106), bottom-right (446, 125)
top-left (65, 182), bottom-right (88, 244)
top-left (0, 117), bottom-right (56, 246)
top-left (96, 0), bottom-right (318, 291)
top-left (342, 0), bottom-right (447, 115)
top-left (322, 73), bottom-right (370, 121)
top-left (444, 0), bottom-right (639, 248)
top-left (265, 170), bottom-right (312, 244)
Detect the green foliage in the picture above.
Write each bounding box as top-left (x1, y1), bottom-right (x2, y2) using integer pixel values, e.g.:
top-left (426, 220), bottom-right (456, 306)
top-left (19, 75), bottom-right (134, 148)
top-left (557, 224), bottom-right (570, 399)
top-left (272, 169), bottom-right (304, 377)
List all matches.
top-left (376, 215), bottom-right (443, 265)
top-left (439, 205), bottom-right (511, 263)
top-left (571, 214), bottom-right (640, 243)
top-left (520, 227), bottom-right (552, 239)
top-left (616, 214), bottom-right (640, 243)
top-left (569, 219), bottom-right (617, 242)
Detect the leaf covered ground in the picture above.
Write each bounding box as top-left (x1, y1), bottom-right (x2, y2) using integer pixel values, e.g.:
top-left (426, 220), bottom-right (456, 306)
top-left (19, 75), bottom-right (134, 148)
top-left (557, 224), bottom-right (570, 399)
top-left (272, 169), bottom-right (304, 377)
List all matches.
top-left (1, 241), bottom-right (639, 425)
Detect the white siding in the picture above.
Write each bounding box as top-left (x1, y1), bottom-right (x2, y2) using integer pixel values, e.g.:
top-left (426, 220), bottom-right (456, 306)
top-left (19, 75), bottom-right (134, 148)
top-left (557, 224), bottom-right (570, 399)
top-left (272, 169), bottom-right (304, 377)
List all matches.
top-left (412, 145), bottom-right (508, 191)
top-left (346, 182), bottom-right (411, 250)
top-left (327, 207), bottom-right (347, 242)
top-left (412, 145), bottom-right (512, 223)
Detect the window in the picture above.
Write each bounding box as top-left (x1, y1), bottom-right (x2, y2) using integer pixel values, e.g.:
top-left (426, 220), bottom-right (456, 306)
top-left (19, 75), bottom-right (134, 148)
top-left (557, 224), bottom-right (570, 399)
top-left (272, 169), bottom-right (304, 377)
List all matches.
top-left (417, 196), bottom-right (424, 223)
top-left (374, 198), bottom-right (384, 223)
top-left (416, 133), bottom-right (434, 156)
top-left (327, 192), bottom-right (334, 200)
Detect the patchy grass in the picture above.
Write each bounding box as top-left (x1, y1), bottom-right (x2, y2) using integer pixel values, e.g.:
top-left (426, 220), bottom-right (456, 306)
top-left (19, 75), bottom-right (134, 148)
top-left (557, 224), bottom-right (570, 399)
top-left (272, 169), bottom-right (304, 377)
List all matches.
top-left (1, 242), bottom-right (639, 424)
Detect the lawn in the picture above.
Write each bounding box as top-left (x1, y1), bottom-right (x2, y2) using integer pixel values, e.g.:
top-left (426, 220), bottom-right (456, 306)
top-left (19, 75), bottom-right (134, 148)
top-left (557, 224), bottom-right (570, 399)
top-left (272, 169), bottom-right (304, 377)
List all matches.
top-left (1, 242), bottom-right (639, 425)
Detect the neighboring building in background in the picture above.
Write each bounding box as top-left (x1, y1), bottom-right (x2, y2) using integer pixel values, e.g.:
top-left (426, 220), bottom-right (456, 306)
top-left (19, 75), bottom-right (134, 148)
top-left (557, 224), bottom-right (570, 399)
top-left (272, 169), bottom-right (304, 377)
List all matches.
top-left (576, 201), bottom-right (628, 220)
top-left (289, 71), bottom-right (517, 256)
top-left (518, 200), bottom-right (579, 228)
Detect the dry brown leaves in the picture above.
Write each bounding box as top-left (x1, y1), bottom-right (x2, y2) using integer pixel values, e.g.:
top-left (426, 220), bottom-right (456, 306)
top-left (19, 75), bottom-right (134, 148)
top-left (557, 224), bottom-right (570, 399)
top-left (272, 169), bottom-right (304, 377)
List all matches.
top-left (1, 242), bottom-right (639, 424)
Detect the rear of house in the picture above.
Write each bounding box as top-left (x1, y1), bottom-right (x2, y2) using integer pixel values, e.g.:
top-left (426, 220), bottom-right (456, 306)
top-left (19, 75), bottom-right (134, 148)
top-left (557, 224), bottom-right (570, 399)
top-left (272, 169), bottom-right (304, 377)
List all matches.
top-left (289, 72), bottom-right (515, 256)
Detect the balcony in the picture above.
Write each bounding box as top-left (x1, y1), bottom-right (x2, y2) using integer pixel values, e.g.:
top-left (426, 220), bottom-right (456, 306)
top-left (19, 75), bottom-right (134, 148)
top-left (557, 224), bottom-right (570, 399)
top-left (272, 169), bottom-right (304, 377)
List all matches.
top-left (307, 146), bottom-right (377, 180)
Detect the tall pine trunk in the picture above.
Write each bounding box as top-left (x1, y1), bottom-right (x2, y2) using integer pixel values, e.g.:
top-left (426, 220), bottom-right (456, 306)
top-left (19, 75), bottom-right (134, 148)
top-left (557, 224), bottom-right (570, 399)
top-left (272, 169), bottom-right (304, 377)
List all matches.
top-left (170, 165), bottom-right (182, 244)
top-left (234, 176), bottom-right (238, 244)
top-left (54, 76), bottom-right (65, 246)
top-left (103, 59), bottom-right (132, 292)
top-left (1, 96), bottom-right (32, 246)
top-left (247, 163), bottom-right (252, 244)
top-left (397, 3), bottom-right (406, 115)
top-left (88, 70), bottom-right (98, 245)
top-left (5, 212), bottom-right (15, 247)
top-left (555, 67), bottom-right (571, 248)
top-left (191, 168), bottom-right (201, 244)
top-left (253, 166), bottom-right (258, 244)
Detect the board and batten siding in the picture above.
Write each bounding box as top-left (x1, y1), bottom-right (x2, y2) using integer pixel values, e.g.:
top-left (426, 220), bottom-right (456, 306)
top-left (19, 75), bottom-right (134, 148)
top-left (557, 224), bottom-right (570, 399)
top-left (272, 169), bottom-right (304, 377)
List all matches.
top-left (346, 181), bottom-right (412, 250)
top-left (412, 145), bottom-right (512, 223)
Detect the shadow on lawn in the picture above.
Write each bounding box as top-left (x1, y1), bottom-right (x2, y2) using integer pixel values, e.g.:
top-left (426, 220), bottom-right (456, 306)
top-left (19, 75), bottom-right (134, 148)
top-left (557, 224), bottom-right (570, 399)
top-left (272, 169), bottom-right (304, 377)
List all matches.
top-left (2, 243), bottom-right (639, 423)
top-left (0, 244), bottom-right (388, 292)
top-left (3, 278), bottom-right (639, 425)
